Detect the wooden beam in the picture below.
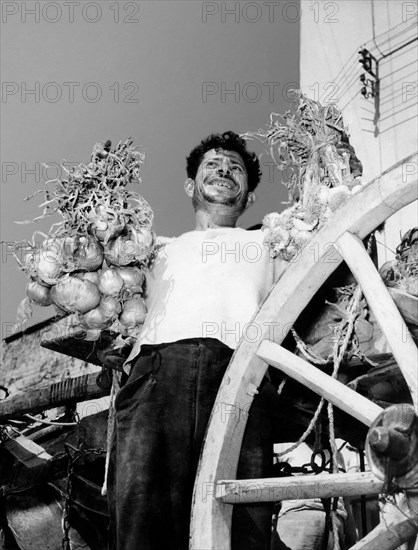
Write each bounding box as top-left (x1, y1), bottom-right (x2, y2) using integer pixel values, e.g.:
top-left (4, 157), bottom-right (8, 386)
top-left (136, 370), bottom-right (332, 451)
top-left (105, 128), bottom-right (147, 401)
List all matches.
top-left (216, 471), bottom-right (384, 503)
top-left (338, 232), bottom-right (418, 411)
top-left (257, 341), bottom-right (383, 426)
top-left (0, 373), bottom-right (109, 420)
top-left (3, 435), bottom-right (52, 468)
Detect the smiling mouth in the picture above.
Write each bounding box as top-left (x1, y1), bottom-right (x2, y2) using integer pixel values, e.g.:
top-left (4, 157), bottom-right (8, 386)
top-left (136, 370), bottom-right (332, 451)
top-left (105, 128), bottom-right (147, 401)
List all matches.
top-left (207, 178), bottom-right (236, 190)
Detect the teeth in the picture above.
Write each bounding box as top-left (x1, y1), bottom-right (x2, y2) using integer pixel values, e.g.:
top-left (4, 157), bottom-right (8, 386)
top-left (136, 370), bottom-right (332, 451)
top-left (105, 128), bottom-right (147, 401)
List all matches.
top-left (212, 181), bottom-right (232, 189)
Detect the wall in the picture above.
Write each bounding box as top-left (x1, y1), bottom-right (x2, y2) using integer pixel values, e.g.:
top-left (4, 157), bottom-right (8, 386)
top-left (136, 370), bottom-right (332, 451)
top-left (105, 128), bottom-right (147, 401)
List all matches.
top-left (299, 0), bottom-right (417, 262)
top-left (1, 319), bottom-right (106, 419)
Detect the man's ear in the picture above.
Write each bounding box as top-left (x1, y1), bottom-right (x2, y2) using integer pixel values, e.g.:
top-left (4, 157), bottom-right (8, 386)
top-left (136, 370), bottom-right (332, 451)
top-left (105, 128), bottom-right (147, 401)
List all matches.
top-left (184, 178), bottom-right (195, 198)
top-left (245, 192), bottom-right (256, 209)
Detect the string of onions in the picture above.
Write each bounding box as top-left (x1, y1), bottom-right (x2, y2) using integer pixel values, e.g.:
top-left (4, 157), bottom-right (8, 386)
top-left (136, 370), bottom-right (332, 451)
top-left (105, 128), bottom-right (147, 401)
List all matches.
top-left (12, 138), bottom-right (154, 341)
top-left (243, 92), bottom-right (364, 261)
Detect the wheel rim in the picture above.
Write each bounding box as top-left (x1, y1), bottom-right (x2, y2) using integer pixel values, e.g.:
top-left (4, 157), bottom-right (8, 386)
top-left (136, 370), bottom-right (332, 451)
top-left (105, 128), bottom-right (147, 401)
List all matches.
top-left (190, 153), bottom-right (418, 550)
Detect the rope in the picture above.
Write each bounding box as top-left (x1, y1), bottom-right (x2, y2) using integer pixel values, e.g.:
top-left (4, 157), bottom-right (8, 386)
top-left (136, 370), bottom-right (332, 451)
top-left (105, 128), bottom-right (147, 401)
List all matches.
top-left (291, 328), bottom-right (329, 365)
top-left (277, 285), bottom-right (366, 550)
top-left (328, 401), bottom-right (341, 550)
top-left (274, 396), bottom-right (326, 458)
top-left (327, 404), bottom-right (339, 474)
top-left (101, 370), bottom-right (120, 496)
top-left (278, 284), bottom-right (363, 459)
top-left (327, 284), bottom-right (364, 550)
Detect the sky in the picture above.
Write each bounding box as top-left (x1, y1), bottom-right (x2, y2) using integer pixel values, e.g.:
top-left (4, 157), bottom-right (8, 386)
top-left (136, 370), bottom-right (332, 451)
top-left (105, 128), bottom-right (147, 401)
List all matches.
top-left (0, 0), bottom-right (300, 335)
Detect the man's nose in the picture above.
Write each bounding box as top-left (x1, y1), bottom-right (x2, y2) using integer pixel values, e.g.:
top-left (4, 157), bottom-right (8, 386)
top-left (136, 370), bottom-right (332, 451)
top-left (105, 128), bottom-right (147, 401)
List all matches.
top-left (217, 159), bottom-right (231, 175)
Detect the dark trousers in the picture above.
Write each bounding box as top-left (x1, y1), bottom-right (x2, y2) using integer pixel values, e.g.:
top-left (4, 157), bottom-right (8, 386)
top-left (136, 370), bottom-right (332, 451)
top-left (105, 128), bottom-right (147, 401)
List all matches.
top-left (108, 338), bottom-right (275, 550)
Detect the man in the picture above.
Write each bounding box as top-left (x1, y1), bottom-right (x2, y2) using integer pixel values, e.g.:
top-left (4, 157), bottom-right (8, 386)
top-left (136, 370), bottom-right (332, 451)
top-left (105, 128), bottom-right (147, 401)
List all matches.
top-left (107, 131), bottom-right (281, 550)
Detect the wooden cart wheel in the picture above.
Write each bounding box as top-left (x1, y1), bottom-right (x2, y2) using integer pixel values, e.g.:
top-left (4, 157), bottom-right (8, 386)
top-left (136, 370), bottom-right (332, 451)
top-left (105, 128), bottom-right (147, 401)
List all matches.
top-left (191, 153), bottom-right (418, 550)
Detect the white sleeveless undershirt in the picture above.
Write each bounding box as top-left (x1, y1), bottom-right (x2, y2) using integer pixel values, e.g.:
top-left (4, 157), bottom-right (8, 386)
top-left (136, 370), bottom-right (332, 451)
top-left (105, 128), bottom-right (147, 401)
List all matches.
top-left (125, 227), bottom-right (280, 369)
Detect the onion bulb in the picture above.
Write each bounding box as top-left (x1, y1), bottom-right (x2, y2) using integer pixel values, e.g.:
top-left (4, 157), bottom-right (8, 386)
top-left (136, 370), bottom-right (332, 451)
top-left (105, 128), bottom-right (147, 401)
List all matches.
top-left (89, 206), bottom-right (125, 244)
top-left (105, 226), bottom-right (154, 266)
top-left (327, 186), bottom-right (351, 212)
top-left (76, 270), bottom-right (101, 285)
top-left (98, 268), bottom-right (124, 296)
top-left (292, 218), bottom-right (317, 232)
top-left (104, 236), bottom-right (137, 266)
top-left (41, 238), bottom-right (64, 260)
top-left (119, 294), bottom-right (147, 328)
top-left (26, 280), bottom-right (53, 306)
top-left (78, 306), bottom-right (114, 330)
top-left (24, 249), bottom-right (41, 279)
top-left (379, 260), bottom-right (401, 287)
top-left (99, 295), bottom-right (122, 319)
top-left (115, 266), bottom-right (144, 293)
top-left (73, 236), bottom-right (103, 271)
top-left (36, 252), bottom-right (64, 286)
top-left (317, 186), bottom-right (330, 205)
top-left (34, 238), bottom-right (66, 285)
top-left (61, 237), bottom-right (78, 258)
top-left (23, 248), bottom-right (50, 287)
top-left (60, 235), bottom-right (103, 272)
top-left (51, 275), bottom-right (101, 313)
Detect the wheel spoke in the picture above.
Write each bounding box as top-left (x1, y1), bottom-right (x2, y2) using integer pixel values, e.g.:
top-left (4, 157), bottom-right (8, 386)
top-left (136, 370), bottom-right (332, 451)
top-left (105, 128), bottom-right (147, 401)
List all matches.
top-left (337, 232), bottom-right (418, 411)
top-left (216, 471), bottom-right (383, 503)
top-left (257, 341), bottom-right (383, 426)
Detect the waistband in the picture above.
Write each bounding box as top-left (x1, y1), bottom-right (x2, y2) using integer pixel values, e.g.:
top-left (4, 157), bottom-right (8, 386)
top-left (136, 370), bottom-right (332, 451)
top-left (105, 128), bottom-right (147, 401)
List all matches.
top-left (139, 337), bottom-right (232, 355)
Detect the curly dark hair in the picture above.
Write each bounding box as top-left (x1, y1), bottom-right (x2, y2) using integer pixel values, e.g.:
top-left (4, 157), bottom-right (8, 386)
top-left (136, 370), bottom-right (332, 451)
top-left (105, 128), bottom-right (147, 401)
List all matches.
top-left (186, 131), bottom-right (261, 192)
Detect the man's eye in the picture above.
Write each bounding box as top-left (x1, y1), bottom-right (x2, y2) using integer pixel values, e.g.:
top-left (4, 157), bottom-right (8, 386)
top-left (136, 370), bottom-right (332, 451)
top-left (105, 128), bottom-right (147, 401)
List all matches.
top-left (232, 165), bottom-right (243, 172)
top-left (206, 162), bottom-right (217, 168)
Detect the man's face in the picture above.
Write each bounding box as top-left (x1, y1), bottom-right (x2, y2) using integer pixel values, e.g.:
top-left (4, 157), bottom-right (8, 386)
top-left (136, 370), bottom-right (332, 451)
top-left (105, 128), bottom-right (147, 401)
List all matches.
top-left (193, 149), bottom-right (250, 209)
